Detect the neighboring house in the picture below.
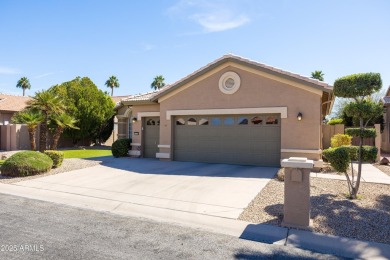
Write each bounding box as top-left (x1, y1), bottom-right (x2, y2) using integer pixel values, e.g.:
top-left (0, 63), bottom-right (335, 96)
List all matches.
top-left (382, 87), bottom-right (390, 152)
top-left (0, 93), bottom-right (31, 150)
top-left (0, 93), bottom-right (31, 125)
top-left (115, 54), bottom-right (334, 167)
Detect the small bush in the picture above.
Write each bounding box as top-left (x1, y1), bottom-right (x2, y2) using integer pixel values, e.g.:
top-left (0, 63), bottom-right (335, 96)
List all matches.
top-left (44, 150), bottom-right (64, 168)
top-left (345, 128), bottom-right (376, 138)
top-left (322, 147), bottom-right (350, 173)
top-left (331, 134), bottom-right (352, 148)
top-left (328, 118), bottom-right (343, 125)
top-left (339, 145), bottom-right (377, 162)
top-left (111, 138), bottom-right (131, 158)
top-left (1, 151), bottom-right (53, 177)
top-left (276, 168), bottom-right (284, 182)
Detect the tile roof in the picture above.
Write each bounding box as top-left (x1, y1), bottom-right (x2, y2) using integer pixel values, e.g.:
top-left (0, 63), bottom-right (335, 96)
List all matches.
top-left (117, 54), bottom-right (334, 106)
top-left (383, 96), bottom-right (390, 104)
top-left (152, 54), bottom-right (333, 101)
top-left (111, 95), bottom-right (130, 104)
top-left (0, 93), bottom-right (31, 112)
top-left (121, 90), bottom-right (161, 102)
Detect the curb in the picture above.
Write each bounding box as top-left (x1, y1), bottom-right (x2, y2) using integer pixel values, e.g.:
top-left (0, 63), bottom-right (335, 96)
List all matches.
top-left (0, 183), bottom-right (389, 259)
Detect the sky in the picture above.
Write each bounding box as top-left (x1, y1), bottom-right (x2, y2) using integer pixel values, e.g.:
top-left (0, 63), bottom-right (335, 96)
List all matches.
top-left (0, 0), bottom-right (389, 102)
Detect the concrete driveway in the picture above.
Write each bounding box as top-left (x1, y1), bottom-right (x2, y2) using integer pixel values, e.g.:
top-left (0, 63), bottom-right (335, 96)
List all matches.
top-left (1, 158), bottom-right (277, 219)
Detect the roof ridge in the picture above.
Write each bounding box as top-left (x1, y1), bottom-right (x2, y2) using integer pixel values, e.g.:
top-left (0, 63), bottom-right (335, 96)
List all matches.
top-left (0, 93), bottom-right (31, 98)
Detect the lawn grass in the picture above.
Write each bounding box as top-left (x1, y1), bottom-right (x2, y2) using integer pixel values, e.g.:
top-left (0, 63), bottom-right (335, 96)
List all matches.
top-left (62, 149), bottom-right (112, 159)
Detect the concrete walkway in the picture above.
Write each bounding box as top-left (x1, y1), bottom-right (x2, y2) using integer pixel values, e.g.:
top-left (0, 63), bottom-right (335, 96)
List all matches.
top-left (311, 163), bottom-right (390, 185)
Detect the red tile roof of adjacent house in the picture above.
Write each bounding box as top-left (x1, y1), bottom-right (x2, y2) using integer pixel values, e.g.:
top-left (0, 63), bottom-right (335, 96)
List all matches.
top-left (0, 93), bottom-right (31, 112)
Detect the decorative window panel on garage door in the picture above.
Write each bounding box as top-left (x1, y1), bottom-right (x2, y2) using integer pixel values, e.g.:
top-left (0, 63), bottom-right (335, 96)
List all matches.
top-left (173, 114), bottom-right (281, 166)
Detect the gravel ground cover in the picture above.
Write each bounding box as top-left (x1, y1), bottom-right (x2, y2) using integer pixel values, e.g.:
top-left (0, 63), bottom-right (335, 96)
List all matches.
top-left (0, 158), bottom-right (101, 184)
top-left (239, 177), bottom-right (390, 244)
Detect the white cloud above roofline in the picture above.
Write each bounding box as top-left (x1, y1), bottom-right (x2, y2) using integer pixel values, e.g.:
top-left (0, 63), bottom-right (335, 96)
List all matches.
top-left (167, 0), bottom-right (251, 33)
top-left (0, 66), bottom-right (20, 75)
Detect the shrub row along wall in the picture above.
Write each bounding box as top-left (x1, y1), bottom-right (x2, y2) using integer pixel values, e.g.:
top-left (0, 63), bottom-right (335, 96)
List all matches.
top-left (322, 124), bottom-right (381, 162)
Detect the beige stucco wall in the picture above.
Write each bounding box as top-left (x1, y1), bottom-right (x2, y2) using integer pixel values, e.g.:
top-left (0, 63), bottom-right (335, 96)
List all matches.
top-left (127, 104), bottom-right (160, 148)
top-left (0, 112), bottom-right (13, 125)
top-left (381, 106), bottom-right (390, 152)
top-left (158, 65), bottom-right (322, 161)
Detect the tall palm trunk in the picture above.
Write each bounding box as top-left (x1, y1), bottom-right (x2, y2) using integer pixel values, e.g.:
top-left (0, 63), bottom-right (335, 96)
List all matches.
top-left (52, 127), bottom-right (64, 150)
top-left (23, 88), bottom-right (25, 96)
top-left (39, 112), bottom-right (48, 152)
top-left (28, 127), bottom-right (37, 151)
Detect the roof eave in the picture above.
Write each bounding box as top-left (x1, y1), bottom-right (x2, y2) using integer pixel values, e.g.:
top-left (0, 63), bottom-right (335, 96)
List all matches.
top-left (122, 100), bottom-right (157, 106)
top-left (151, 56), bottom-right (333, 102)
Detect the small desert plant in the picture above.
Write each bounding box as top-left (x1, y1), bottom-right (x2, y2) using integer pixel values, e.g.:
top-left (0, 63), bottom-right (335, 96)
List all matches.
top-left (1, 151), bottom-right (53, 177)
top-left (331, 134), bottom-right (352, 148)
top-left (44, 150), bottom-right (64, 168)
top-left (276, 168), bottom-right (285, 182)
top-left (328, 118), bottom-right (343, 125)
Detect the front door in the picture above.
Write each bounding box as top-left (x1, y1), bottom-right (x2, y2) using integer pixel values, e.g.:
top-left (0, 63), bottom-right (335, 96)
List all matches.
top-left (144, 117), bottom-right (160, 158)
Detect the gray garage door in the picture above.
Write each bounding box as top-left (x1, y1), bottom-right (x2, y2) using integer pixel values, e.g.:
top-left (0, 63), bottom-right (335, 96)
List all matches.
top-left (144, 117), bottom-right (160, 158)
top-left (174, 114), bottom-right (281, 166)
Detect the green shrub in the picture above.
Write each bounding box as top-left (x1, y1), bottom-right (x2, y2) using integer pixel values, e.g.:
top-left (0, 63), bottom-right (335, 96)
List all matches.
top-left (1, 151), bottom-right (53, 177)
top-left (111, 138), bottom-right (131, 158)
top-left (345, 128), bottom-right (376, 138)
top-left (324, 146), bottom-right (378, 171)
top-left (328, 118), bottom-right (343, 125)
top-left (331, 134), bottom-right (352, 148)
top-left (323, 147), bottom-right (350, 173)
top-left (347, 146), bottom-right (377, 162)
top-left (44, 150), bottom-right (64, 168)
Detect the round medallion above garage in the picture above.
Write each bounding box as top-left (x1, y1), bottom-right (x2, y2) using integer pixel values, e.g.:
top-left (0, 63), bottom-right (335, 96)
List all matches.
top-left (218, 71), bottom-right (241, 94)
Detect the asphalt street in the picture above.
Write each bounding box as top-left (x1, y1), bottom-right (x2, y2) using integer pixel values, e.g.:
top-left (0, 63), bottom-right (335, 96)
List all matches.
top-left (0, 194), bottom-right (344, 260)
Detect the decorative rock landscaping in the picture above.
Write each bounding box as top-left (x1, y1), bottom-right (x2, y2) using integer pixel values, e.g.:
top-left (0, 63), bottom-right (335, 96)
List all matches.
top-left (239, 177), bottom-right (390, 244)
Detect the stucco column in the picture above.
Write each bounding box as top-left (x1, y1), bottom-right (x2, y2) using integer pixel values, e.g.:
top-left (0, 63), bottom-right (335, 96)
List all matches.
top-left (375, 124), bottom-right (381, 162)
top-left (281, 157), bottom-right (314, 230)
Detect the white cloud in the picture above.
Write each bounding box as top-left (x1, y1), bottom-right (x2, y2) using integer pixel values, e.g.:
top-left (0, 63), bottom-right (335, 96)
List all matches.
top-left (142, 44), bottom-right (156, 51)
top-left (0, 66), bottom-right (20, 74)
top-left (35, 72), bottom-right (55, 79)
top-left (191, 12), bottom-right (249, 32)
top-left (167, 0), bottom-right (251, 33)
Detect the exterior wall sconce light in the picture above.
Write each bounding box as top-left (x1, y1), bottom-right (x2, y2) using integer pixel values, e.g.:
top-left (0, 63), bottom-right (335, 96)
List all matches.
top-left (132, 117), bottom-right (138, 123)
top-left (297, 112), bottom-right (303, 121)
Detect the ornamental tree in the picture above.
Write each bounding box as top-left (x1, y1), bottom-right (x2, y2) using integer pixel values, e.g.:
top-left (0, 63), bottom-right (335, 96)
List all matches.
top-left (329, 73), bottom-right (382, 199)
top-left (51, 77), bottom-right (115, 145)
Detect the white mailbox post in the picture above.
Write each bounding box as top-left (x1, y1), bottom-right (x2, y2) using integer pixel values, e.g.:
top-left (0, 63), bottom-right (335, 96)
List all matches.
top-left (281, 157), bottom-right (314, 230)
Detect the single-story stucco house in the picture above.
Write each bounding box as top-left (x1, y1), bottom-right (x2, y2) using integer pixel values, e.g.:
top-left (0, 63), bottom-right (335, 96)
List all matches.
top-left (115, 54), bottom-right (334, 167)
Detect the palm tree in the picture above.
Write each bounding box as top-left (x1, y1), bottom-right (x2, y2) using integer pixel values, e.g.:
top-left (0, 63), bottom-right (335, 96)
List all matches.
top-left (11, 109), bottom-right (43, 151)
top-left (51, 113), bottom-right (79, 150)
top-left (105, 76), bottom-right (120, 96)
top-left (151, 75), bottom-right (165, 90)
top-left (27, 90), bottom-right (65, 152)
top-left (16, 77), bottom-right (31, 96)
top-left (311, 70), bottom-right (324, 81)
